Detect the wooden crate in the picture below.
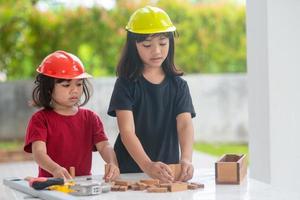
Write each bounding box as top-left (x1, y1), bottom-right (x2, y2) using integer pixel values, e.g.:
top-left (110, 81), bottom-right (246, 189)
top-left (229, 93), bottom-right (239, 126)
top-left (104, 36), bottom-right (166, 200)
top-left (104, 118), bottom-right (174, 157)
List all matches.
top-left (215, 154), bottom-right (247, 184)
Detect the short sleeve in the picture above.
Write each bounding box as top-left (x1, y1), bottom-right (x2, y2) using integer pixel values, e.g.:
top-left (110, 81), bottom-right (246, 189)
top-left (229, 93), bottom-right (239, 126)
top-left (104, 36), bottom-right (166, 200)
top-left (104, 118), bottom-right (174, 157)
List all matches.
top-left (90, 111), bottom-right (108, 146)
top-left (175, 80), bottom-right (196, 118)
top-left (24, 112), bottom-right (48, 153)
top-left (107, 77), bottom-right (134, 117)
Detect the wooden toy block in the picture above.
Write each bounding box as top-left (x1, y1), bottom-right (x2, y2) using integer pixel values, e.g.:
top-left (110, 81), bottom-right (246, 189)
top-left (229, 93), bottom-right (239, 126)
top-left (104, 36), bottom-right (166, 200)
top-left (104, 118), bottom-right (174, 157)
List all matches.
top-left (131, 183), bottom-right (141, 191)
top-left (187, 184), bottom-right (198, 190)
top-left (127, 182), bottom-right (135, 189)
top-left (114, 179), bottom-right (131, 186)
top-left (159, 183), bottom-right (172, 188)
top-left (69, 166), bottom-right (75, 178)
top-left (169, 182), bottom-right (188, 192)
top-left (159, 183), bottom-right (172, 190)
top-left (168, 164), bottom-right (182, 181)
top-left (147, 187), bottom-right (168, 193)
top-left (125, 181), bottom-right (141, 189)
top-left (187, 182), bottom-right (205, 189)
top-left (140, 179), bottom-right (160, 185)
top-left (118, 185), bottom-right (128, 191)
top-left (136, 182), bottom-right (148, 190)
top-left (111, 185), bottom-right (128, 192)
top-left (104, 164), bottom-right (109, 175)
top-left (111, 178), bottom-right (205, 193)
top-left (111, 185), bottom-right (120, 191)
top-left (215, 154), bottom-right (247, 184)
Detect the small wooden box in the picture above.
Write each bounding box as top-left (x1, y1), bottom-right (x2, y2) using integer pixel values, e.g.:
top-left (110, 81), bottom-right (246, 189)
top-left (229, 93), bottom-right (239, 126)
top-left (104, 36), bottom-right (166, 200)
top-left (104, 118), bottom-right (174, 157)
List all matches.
top-left (215, 154), bottom-right (247, 184)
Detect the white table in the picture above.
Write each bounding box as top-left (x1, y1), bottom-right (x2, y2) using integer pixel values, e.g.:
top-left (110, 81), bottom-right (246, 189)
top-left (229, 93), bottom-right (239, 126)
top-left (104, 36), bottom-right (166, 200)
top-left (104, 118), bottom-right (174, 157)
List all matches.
top-left (2, 168), bottom-right (300, 200)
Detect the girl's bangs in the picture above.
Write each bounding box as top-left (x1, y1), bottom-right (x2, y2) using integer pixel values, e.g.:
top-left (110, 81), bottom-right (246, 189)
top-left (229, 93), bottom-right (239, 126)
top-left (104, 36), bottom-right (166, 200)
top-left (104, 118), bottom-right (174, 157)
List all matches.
top-left (130, 32), bottom-right (174, 43)
top-left (55, 78), bottom-right (69, 83)
top-left (55, 78), bottom-right (84, 83)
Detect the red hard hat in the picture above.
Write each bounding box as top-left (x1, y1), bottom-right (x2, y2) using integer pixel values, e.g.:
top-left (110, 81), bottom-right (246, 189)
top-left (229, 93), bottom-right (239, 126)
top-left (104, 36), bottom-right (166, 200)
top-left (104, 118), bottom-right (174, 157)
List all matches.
top-left (37, 50), bottom-right (92, 79)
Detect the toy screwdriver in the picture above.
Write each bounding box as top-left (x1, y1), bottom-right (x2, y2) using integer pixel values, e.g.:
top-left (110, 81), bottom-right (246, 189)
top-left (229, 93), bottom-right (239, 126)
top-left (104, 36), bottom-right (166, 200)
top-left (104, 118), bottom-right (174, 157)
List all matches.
top-left (28, 177), bottom-right (64, 190)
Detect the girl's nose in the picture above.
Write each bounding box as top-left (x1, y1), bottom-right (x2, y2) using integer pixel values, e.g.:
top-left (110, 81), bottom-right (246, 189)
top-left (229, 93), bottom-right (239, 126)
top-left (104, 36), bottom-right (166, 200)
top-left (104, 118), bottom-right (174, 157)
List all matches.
top-left (152, 43), bottom-right (161, 54)
top-left (70, 85), bottom-right (78, 93)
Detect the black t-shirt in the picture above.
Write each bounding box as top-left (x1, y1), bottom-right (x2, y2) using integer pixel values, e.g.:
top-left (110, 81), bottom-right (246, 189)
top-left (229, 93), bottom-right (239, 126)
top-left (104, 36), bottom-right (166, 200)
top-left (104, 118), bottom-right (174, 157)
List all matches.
top-left (108, 75), bottom-right (196, 173)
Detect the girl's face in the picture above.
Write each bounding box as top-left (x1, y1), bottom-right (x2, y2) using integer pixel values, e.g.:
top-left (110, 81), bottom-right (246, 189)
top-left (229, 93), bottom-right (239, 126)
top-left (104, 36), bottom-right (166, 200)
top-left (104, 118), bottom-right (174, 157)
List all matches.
top-left (51, 79), bottom-right (83, 109)
top-left (136, 34), bottom-right (169, 69)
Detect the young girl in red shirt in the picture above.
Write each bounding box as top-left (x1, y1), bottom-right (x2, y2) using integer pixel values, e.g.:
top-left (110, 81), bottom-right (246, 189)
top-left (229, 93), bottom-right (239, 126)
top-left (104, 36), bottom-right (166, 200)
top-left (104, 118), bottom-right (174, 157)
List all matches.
top-left (24, 50), bottom-right (119, 181)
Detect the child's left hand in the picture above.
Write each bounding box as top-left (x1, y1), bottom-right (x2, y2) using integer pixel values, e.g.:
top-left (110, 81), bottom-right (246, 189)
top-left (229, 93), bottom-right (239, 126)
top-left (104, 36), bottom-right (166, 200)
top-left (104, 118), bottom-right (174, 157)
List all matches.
top-left (178, 159), bottom-right (194, 182)
top-left (103, 163), bottom-right (120, 182)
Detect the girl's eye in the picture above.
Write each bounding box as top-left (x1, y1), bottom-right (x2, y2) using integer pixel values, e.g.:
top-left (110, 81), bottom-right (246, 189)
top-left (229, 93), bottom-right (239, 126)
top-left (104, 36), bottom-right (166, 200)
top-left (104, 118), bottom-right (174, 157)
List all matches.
top-left (143, 44), bottom-right (151, 48)
top-left (160, 43), bottom-right (167, 46)
top-left (61, 84), bottom-right (70, 87)
top-left (76, 83), bottom-right (83, 87)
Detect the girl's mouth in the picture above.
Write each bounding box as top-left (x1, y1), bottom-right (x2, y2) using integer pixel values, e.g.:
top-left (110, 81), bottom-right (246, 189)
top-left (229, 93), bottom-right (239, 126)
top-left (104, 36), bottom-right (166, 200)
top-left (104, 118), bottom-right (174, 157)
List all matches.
top-left (151, 57), bottom-right (163, 62)
top-left (70, 97), bottom-right (78, 100)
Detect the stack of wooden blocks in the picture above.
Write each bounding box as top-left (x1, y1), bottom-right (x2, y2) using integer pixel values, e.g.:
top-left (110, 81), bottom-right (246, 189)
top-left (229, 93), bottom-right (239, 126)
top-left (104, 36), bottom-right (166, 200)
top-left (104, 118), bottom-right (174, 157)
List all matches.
top-left (106, 164), bottom-right (204, 193)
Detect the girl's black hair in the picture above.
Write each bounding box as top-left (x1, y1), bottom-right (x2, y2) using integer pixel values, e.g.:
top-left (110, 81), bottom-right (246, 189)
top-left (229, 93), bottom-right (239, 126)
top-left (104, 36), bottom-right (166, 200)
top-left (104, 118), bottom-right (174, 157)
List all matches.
top-left (116, 31), bottom-right (183, 80)
top-left (32, 74), bottom-right (92, 109)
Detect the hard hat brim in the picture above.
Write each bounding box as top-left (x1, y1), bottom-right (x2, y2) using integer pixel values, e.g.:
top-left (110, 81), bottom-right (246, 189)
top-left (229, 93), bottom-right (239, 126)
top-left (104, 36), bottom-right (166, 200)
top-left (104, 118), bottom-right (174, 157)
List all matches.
top-left (126, 26), bottom-right (176, 34)
top-left (70, 72), bottom-right (93, 79)
top-left (36, 68), bottom-right (93, 79)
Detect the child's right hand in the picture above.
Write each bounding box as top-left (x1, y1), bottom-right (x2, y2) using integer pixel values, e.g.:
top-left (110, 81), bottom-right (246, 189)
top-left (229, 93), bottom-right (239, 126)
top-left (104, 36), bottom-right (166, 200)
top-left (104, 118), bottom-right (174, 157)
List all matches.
top-left (52, 166), bottom-right (72, 180)
top-left (143, 161), bottom-right (174, 183)
top-left (103, 163), bottom-right (120, 182)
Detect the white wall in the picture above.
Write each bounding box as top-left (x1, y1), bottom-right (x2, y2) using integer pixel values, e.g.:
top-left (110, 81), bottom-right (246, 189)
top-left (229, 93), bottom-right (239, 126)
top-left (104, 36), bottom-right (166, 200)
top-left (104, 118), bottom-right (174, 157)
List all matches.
top-left (87, 74), bottom-right (249, 143)
top-left (246, 0), bottom-right (271, 183)
top-left (247, 0), bottom-right (300, 191)
top-left (0, 75), bottom-right (248, 143)
top-left (186, 74), bottom-right (248, 143)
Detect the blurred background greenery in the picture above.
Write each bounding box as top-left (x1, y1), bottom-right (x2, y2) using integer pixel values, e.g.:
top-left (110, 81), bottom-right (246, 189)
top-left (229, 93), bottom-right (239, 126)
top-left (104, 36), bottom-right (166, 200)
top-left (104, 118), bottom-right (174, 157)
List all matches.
top-left (0, 0), bottom-right (246, 81)
top-left (0, 0), bottom-right (247, 159)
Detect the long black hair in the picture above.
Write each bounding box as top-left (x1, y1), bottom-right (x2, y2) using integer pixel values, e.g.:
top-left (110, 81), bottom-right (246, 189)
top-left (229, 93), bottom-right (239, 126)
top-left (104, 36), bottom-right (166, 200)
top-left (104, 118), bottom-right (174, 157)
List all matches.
top-left (116, 31), bottom-right (183, 81)
top-left (32, 74), bottom-right (92, 109)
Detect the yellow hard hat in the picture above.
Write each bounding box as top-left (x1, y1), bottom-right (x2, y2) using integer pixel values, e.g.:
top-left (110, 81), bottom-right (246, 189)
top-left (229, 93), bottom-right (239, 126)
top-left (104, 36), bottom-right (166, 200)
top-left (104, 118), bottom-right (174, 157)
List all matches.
top-left (126, 6), bottom-right (176, 34)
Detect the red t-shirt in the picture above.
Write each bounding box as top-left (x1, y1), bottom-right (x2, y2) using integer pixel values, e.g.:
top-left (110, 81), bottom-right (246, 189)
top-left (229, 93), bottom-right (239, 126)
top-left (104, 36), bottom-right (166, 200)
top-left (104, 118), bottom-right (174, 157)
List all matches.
top-left (24, 108), bottom-right (108, 177)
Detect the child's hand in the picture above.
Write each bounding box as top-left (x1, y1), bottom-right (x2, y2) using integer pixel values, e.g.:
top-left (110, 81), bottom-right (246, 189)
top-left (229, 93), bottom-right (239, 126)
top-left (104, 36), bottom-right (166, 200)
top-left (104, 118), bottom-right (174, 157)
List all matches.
top-left (178, 159), bottom-right (194, 182)
top-left (52, 166), bottom-right (72, 181)
top-left (103, 163), bottom-right (120, 182)
top-left (144, 161), bottom-right (174, 183)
